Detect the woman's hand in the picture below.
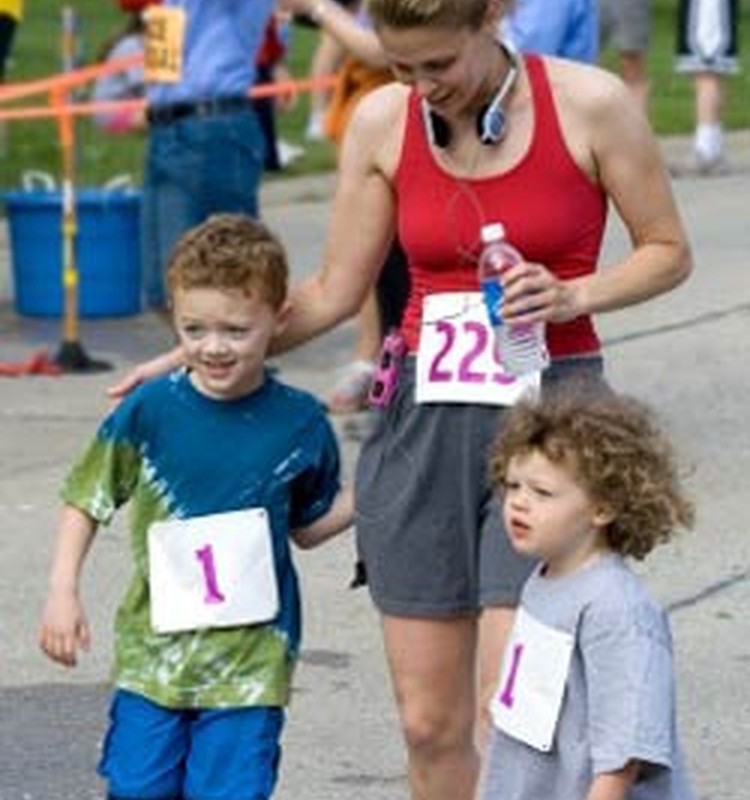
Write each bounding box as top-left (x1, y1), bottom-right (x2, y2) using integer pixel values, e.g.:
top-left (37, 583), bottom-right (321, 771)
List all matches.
top-left (501, 260), bottom-right (584, 326)
top-left (107, 346), bottom-right (185, 403)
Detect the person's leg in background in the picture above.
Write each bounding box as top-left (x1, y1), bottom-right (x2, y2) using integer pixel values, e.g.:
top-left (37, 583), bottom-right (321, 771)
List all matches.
top-left (327, 240), bottom-right (410, 414)
top-left (327, 291), bottom-right (380, 413)
top-left (141, 124), bottom-right (198, 313)
top-left (141, 109), bottom-right (266, 313)
top-left (253, 62), bottom-right (282, 173)
top-left (599, 0), bottom-right (652, 112)
top-left (617, 47), bottom-right (650, 111)
top-left (675, 0), bottom-right (738, 173)
top-left (305, 28), bottom-right (346, 140)
top-left (0, 13), bottom-right (18, 81)
top-left (693, 70), bottom-right (725, 170)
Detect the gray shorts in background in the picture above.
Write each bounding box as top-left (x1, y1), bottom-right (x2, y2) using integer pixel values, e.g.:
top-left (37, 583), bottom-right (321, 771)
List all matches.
top-left (354, 356), bottom-right (605, 618)
top-left (599, 0), bottom-right (652, 52)
top-left (676, 0), bottom-right (738, 74)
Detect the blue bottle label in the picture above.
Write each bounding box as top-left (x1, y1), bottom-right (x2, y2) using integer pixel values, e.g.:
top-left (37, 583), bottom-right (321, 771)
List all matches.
top-left (480, 278), bottom-right (504, 327)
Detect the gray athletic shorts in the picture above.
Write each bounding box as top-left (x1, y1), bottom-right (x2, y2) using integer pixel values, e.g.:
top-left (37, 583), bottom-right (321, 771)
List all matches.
top-left (676, 0), bottom-right (738, 74)
top-left (354, 355), bottom-right (605, 618)
top-left (599, 0), bottom-right (652, 52)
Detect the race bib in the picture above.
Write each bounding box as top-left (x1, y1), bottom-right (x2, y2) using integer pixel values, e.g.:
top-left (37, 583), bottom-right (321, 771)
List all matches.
top-left (489, 607), bottom-right (574, 752)
top-left (148, 508), bottom-right (279, 634)
top-left (415, 292), bottom-right (540, 405)
top-left (144, 6), bottom-right (186, 83)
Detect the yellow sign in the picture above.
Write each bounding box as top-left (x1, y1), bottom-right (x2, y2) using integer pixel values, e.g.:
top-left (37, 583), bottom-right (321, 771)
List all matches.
top-left (144, 6), bottom-right (186, 84)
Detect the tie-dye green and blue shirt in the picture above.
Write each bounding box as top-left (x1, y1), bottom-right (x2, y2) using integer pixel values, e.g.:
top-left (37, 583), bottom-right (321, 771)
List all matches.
top-left (62, 369), bottom-right (341, 709)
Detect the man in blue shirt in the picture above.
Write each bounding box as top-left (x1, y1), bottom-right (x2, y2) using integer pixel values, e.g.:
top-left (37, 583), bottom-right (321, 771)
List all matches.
top-left (141, 0), bottom-right (275, 310)
top-left (503, 0), bottom-right (598, 63)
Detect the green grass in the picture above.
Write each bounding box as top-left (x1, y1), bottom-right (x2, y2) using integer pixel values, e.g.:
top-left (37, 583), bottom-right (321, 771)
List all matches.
top-left (1, 0), bottom-right (749, 190)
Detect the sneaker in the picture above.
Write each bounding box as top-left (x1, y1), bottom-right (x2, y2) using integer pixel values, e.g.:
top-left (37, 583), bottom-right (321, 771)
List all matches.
top-left (305, 113), bottom-right (327, 142)
top-left (326, 359), bottom-right (376, 414)
top-left (695, 152), bottom-right (731, 177)
top-left (671, 152), bottom-right (732, 179)
top-left (277, 139), bottom-right (305, 167)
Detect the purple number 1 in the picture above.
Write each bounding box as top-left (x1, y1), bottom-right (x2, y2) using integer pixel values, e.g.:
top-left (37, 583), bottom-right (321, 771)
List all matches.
top-left (499, 643), bottom-right (524, 708)
top-left (194, 544), bottom-right (226, 605)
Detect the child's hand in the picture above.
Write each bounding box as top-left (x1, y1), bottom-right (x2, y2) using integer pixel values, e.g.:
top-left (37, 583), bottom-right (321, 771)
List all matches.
top-left (38, 590), bottom-right (91, 668)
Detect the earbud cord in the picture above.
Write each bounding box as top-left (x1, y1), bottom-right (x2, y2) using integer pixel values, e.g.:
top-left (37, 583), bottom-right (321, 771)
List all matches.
top-left (430, 41), bottom-right (520, 318)
top-left (479, 42), bottom-right (519, 143)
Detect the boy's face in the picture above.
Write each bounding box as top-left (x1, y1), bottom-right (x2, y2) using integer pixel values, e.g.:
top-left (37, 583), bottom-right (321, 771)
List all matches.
top-left (501, 450), bottom-right (613, 578)
top-left (172, 286), bottom-right (289, 401)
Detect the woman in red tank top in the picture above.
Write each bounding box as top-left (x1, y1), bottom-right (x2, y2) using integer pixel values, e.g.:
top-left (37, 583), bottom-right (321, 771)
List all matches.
top-left (113, 1), bottom-right (692, 797)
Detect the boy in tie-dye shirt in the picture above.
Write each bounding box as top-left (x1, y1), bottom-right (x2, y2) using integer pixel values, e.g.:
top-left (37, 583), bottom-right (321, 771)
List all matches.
top-left (39, 214), bottom-right (352, 800)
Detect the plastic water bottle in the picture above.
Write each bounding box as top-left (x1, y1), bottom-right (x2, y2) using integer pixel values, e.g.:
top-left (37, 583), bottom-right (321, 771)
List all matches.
top-left (478, 222), bottom-right (549, 376)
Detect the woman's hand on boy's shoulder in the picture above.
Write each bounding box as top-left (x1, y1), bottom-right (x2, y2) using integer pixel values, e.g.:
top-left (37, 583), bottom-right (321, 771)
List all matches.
top-left (107, 346), bottom-right (186, 405)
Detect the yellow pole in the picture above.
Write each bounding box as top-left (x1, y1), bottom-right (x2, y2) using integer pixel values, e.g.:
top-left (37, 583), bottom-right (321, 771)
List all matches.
top-left (53, 6), bottom-right (110, 371)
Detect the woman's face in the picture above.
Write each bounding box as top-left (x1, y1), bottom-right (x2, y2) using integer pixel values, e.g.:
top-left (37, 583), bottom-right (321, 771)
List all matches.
top-left (378, 23), bottom-right (492, 116)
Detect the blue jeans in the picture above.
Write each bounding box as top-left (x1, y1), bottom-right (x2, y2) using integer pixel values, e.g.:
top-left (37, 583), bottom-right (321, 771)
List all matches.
top-left (141, 108), bottom-right (266, 309)
top-left (99, 689), bottom-right (285, 800)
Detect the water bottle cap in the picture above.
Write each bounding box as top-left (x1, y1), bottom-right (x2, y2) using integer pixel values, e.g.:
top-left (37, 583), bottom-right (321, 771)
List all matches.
top-left (480, 222), bottom-right (506, 244)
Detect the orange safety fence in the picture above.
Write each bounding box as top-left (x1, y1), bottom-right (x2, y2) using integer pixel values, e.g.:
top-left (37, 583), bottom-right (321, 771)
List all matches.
top-left (0, 52), bottom-right (339, 122)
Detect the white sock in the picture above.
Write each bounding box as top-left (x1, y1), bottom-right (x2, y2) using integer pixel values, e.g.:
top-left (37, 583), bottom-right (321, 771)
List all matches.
top-left (694, 123), bottom-right (723, 162)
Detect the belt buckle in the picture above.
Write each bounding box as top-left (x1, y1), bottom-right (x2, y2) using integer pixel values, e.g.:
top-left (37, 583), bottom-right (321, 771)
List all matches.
top-left (193, 99), bottom-right (213, 119)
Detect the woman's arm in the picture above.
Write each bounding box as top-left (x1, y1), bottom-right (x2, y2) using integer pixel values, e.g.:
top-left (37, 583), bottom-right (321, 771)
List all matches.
top-left (502, 62), bottom-right (692, 326)
top-left (270, 84), bottom-right (404, 354)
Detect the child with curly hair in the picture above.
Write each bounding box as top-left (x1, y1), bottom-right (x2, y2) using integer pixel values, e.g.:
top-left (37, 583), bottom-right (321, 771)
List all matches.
top-left (480, 388), bottom-right (696, 800)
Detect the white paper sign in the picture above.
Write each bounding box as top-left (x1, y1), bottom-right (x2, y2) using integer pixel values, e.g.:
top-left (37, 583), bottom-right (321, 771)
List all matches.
top-left (490, 606), bottom-right (574, 752)
top-left (415, 292), bottom-right (540, 405)
top-left (148, 508), bottom-right (279, 634)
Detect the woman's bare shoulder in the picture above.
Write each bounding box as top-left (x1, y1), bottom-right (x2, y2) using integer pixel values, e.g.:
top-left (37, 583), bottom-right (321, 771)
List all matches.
top-left (349, 81), bottom-right (410, 133)
top-left (344, 82), bottom-right (410, 173)
top-left (536, 55), bottom-right (645, 175)
top-left (540, 56), bottom-right (630, 120)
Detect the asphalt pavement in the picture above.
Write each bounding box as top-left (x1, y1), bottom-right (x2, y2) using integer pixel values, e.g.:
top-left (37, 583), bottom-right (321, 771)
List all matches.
top-left (1, 132), bottom-right (749, 800)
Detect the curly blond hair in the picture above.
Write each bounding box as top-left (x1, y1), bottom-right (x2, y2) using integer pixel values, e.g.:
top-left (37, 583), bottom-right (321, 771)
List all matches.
top-left (489, 387), bottom-right (695, 560)
top-left (166, 214), bottom-right (288, 310)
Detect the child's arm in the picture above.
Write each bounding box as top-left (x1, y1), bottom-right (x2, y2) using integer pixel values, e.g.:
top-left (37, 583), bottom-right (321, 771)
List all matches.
top-left (586, 761), bottom-right (639, 800)
top-left (38, 505), bottom-right (98, 668)
top-left (291, 485), bottom-right (354, 549)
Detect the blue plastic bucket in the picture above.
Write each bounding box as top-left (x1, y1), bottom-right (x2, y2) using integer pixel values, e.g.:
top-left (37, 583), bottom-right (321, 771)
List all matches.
top-left (4, 187), bottom-right (142, 317)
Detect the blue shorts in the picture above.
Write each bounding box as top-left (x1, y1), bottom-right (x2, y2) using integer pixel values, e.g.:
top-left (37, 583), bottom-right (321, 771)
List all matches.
top-left (99, 689), bottom-right (285, 800)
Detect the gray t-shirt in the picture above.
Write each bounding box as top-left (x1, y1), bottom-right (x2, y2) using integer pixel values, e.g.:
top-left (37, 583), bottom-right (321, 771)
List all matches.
top-left (480, 554), bottom-right (695, 800)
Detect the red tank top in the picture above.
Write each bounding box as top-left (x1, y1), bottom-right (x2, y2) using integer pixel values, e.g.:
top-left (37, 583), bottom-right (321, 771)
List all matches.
top-left (396, 55), bottom-right (606, 358)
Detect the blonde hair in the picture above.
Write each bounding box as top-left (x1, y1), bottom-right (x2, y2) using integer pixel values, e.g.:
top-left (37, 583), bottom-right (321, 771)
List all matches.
top-left (489, 387), bottom-right (695, 560)
top-left (366, 0), bottom-right (491, 31)
top-left (167, 214), bottom-right (288, 310)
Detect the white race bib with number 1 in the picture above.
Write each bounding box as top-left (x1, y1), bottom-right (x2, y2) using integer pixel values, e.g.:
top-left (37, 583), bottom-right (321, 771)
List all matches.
top-left (490, 607), bottom-right (574, 752)
top-left (415, 292), bottom-right (540, 406)
top-left (148, 508), bottom-right (279, 634)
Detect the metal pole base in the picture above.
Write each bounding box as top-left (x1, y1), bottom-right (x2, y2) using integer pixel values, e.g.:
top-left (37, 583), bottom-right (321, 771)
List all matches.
top-left (54, 341), bottom-right (112, 373)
